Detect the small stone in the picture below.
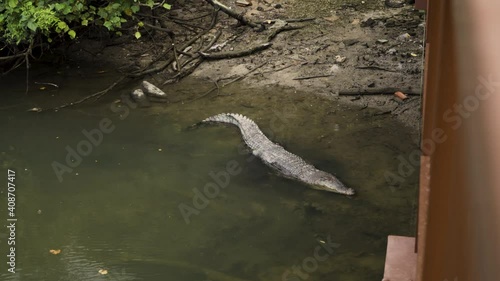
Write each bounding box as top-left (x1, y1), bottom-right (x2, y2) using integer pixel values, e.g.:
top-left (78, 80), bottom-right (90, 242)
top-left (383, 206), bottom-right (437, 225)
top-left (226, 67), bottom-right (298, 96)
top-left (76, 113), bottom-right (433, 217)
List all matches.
top-left (257, 6), bottom-right (264, 11)
top-left (385, 0), bottom-right (405, 8)
top-left (377, 39), bottom-right (389, 44)
top-left (343, 39), bottom-right (359, 46)
top-left (386, 48), bottom-right (397, 55)
top-left (397, 33), bottom-right (411, 41)
top-left (274, 3), bottom-right (282, 9)
top-left (335, 55), bottom-right (346, 63)
top-left (236, 0), bottom-right (251, 7)
top-left (385, 19), bottom-right (396, 27)
top-left (361, 18), bottom-right (376, 27)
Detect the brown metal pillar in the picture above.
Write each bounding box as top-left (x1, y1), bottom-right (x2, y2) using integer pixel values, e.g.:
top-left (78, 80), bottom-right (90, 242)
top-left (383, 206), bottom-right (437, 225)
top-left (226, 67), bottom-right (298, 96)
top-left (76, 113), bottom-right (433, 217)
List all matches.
top-left (417, 0), bottom-right (500, 280)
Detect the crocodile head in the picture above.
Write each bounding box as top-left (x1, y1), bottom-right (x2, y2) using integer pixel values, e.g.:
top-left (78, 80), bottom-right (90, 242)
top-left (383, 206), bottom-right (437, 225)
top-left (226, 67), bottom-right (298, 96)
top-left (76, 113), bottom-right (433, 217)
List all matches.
top-left (310, 171), bottom-right (355, 195)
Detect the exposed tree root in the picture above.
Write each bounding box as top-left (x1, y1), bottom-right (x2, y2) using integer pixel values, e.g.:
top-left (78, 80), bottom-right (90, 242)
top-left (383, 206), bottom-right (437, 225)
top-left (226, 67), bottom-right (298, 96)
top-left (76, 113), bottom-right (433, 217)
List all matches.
top-left (258, 17), bottom-right (316, 24)
top-left (199, 42), bottom-right (272, 60)
top-left (163, 30), bottom-right (222, 85)
top-left (293, 74), bottom-right (335, 80)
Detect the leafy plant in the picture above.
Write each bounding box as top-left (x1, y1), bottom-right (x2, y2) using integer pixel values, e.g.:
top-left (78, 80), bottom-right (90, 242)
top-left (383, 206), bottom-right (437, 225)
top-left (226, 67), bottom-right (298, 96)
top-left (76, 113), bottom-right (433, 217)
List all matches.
top-left (0, 0), bottom-right (172, 45)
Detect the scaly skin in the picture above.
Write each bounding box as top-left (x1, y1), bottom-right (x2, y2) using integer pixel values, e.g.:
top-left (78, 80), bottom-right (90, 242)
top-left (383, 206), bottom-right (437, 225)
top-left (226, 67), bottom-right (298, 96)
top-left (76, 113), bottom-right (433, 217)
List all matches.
top-left (200, 113), bottom-right (355, 195)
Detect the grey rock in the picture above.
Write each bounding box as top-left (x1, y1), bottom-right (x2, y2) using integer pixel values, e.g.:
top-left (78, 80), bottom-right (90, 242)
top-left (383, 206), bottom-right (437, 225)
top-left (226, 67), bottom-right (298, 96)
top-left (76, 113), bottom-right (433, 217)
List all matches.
top-left (385, 0), bottom-right (405, 8)
top-left (130, 89), bottom-right (151, 108)
top-left (142, 81), bottom-right (168, 99)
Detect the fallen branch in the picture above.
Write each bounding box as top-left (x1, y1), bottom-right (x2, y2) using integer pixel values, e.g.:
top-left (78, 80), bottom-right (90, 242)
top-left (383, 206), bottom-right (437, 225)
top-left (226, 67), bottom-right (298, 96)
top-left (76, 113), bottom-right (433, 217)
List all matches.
top-left (293, 74), bottom-right (335, 80)
top-left (199, 42), bottom-right (272, 60)
top-left (267, 24), bottom-right (304, 41)
top-left (40, 76), bottom-right (127, 112)
top-left (259, 17), bottom-right (316, 24)
top-left (163, 30), bottom-right (222, 85)
top-left (356, 65), bottom-right (397, 72)
top-left (204, 0), bottom-right (265, 31)
top-left (130, 10), bottom-right (219, 77)
top-left (337, 88), bottom-right (421, 96)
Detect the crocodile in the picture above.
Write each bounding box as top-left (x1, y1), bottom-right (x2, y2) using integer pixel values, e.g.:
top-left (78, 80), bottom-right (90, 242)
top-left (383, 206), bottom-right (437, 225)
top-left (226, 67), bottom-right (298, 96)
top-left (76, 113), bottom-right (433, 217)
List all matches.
top-left (199, 113), bottom-right (355, 195)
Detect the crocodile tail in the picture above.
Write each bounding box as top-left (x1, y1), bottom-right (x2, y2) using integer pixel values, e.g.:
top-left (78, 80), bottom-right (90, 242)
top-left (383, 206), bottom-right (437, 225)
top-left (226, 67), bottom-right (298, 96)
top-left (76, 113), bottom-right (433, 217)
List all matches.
top-left (202, 113), bottom-right (242, 126)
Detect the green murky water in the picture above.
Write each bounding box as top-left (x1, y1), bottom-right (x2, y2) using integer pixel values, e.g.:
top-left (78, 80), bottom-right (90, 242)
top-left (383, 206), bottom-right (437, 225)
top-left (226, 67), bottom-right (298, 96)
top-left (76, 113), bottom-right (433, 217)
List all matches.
top-left (0, 64), bottom-right (418, 281)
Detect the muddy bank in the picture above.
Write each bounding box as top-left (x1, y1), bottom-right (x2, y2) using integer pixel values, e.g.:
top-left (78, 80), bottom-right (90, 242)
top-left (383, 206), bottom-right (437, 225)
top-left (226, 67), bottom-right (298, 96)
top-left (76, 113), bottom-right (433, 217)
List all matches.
top-left (61, 0), bottom-right (423, 140)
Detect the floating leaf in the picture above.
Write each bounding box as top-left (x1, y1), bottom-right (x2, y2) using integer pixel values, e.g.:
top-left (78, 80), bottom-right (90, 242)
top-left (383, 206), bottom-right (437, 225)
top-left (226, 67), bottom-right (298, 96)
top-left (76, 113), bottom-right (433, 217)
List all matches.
top-left (98, 269), bottom-right (108, 275)
top-left (49, 249), bottom-right (61, 255)
top-left (27, 107), bottom-right (42, 113)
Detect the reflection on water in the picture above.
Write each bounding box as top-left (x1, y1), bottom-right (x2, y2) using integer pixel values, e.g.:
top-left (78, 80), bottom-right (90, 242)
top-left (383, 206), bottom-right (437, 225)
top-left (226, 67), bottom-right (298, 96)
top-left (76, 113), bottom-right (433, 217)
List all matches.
top-left (0, 64), bottom-right (418, 281)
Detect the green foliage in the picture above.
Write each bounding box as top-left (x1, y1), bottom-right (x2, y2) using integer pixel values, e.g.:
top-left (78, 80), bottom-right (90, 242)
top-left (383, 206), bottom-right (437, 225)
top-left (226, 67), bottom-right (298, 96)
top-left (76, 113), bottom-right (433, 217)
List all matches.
top-left (0, 0), bottom-right (171, 44)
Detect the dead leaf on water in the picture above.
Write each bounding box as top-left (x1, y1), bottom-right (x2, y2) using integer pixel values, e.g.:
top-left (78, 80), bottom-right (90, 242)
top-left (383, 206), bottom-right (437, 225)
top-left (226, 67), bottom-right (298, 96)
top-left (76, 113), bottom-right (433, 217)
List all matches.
top-left (49, 249), bottom-right (61, 255)
top-left (39, 86), bottom-right (46, 90)
top-left (98, 269), bottom-right (108, 275)
top-left (27, 107), bottom-right (42, 112)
